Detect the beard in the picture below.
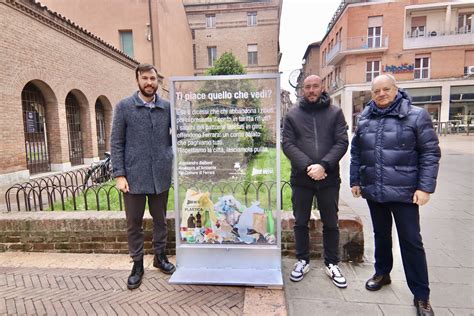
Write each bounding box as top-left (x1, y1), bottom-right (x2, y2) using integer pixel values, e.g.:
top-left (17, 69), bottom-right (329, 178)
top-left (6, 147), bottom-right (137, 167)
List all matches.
top-left (304, 94), bottom-right (319, 103)
top-left (139, 84), bottom-right (157, 98)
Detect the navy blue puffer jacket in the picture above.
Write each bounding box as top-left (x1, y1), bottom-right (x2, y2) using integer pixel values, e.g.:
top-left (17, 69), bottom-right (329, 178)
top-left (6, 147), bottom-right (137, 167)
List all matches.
top-left (350, 90), bottom-right (441, 203)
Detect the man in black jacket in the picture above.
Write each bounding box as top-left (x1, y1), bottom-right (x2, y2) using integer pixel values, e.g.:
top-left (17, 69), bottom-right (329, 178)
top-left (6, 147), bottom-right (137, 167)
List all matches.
top-left (282, 75), bottom-right (348, 287)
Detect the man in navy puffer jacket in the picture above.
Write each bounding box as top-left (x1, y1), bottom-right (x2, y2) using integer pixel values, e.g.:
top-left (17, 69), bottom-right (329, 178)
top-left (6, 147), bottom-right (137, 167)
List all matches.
top-left (350, 74), bottom-right (440, 316)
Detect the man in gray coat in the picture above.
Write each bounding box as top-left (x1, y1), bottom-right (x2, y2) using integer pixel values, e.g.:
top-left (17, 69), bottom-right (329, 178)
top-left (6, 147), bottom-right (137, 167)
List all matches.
top-left (111, 63), bottom-right (175, 290)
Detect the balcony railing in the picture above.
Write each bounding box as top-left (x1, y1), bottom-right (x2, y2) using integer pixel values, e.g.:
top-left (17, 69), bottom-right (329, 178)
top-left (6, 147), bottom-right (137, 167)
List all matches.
top-left (326, 41), bottom-right (342, 64)
top-left (327, 78), bottom-right (345, 93)
top-left (404, 31), bottom-right (474, 49)
top-left (326, 35), bottom-right (389, 65)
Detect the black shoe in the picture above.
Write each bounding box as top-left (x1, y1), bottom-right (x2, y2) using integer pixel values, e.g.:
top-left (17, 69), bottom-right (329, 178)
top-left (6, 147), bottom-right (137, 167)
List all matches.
top-left (153, 253), bottom-right (176, 274)
top-left (127, 259), bottom-right (144, 290)
top-left (365, 274), bottom-right (391, 291)
top-left (414, 298), bottom-right (434, 316)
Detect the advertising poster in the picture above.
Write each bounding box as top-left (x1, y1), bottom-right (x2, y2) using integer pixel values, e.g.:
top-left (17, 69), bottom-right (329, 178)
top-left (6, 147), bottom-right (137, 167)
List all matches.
top-left (169, 74), bottom-right (282, 287)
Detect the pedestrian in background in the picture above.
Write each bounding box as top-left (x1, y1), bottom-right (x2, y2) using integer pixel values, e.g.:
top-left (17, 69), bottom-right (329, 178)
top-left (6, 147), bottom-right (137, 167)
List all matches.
top-left (350, 74), bottom-right (440, 316)
top-left (283, 75), bottom-right (349, 288)
top-left (111, 63), bottom-right (175, 290)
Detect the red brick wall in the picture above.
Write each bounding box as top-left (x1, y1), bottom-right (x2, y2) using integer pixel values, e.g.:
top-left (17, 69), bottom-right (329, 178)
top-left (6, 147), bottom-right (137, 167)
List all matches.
top-left (0, 1), bottom-right (138, 178)
top-left (0, 211), bottom-right (364, 262)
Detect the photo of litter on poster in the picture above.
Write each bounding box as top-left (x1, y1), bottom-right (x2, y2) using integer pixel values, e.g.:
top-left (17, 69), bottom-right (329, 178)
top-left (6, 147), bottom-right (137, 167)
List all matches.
top-left (172, 76), bottom-right (279, 245)
top-left (179, 189), bottom-right (276, 245)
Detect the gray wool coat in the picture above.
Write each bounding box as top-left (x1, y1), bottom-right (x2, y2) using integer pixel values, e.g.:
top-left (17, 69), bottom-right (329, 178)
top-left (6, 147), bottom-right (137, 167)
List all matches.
top-left (110, 91), bottom-right (173, 194)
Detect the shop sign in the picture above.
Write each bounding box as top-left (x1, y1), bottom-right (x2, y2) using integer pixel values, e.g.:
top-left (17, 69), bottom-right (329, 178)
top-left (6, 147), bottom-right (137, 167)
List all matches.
top-left (383, 63), bottom-right (414, 73)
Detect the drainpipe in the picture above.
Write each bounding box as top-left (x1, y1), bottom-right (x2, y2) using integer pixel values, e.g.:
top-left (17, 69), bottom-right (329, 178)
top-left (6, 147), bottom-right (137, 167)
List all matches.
top-left (148, 0), bottom-right (156, 65)
top-left (445, 4), bottom-right (451, 35)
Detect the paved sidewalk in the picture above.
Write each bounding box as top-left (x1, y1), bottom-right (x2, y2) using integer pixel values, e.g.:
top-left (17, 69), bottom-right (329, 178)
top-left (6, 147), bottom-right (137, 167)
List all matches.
top-left (284, 135), bottom-right (473, 315)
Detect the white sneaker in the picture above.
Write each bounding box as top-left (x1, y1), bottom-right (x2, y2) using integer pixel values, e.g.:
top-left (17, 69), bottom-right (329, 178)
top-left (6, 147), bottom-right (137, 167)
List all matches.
top-left (325, 263), bottom-right (347, 288)
top-left (290, 259), bottom-right (310, 282)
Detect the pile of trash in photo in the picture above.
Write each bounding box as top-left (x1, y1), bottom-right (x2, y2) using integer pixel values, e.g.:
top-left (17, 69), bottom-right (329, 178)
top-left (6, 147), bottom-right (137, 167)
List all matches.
top-left (180, 189), bottom-right (276, 245)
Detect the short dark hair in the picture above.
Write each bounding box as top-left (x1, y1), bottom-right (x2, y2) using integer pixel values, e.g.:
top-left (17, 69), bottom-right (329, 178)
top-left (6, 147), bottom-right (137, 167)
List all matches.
top-left (135, 63), bottom-right (158, 80)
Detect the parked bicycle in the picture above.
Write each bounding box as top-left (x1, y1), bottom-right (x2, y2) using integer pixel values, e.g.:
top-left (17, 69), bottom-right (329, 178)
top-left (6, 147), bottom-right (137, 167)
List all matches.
top-left (83, 152), bottom-right (113, 186)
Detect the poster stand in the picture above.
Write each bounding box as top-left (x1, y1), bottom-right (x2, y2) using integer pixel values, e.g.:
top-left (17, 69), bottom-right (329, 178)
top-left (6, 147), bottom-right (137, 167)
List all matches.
top-left (168, 74), bottom-right (282, 288)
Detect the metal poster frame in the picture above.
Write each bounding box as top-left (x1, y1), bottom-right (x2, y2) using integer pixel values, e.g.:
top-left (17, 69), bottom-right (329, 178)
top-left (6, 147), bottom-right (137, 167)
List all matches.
top-left (168, 74), bottom-right (282, 287)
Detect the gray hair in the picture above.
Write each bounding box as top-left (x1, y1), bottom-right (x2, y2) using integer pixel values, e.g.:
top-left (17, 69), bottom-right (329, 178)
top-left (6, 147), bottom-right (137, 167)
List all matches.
top-left (371, 73), bottom-right (397, 90)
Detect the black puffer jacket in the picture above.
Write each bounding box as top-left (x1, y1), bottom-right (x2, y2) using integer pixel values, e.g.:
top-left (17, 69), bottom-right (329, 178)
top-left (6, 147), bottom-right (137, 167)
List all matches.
top-left (350, 90), bottom-right (441, 203)
top-left (282, 92), bottom-right (348, 188)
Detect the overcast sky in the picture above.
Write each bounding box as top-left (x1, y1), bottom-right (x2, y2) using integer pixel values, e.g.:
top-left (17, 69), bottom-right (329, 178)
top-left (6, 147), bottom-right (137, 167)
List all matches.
top-left (279, 0), bottom-right (342, 100)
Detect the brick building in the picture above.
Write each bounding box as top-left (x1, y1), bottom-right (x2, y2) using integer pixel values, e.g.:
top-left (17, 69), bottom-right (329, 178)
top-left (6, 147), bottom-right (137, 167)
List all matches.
top-left (37, 0), bottom-right (195, 92)
top-left (0, 0), bottom-right (197, 187)
top-left (1, 0), bottom-right (283, 186)
top-left (183, 0), bottom-right (282, 75)
top-left (40, 0), bottom-right (282, 77)
top-left (290, 41), bottom-right (322, 99)
top-left (0, 0), bottom-right (139, 185)
top-left (300, 41), bottom-right (322, 84)
top-left (301, 0), bottom-right (474, 133)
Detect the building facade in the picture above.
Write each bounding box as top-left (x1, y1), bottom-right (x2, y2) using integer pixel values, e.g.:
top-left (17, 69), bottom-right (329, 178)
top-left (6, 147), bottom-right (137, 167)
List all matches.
top-left (37, 0), bottom-right (195, 92)
top-left (280, 89), bottom-right (293, 121)
top-left (41, 0), bottom-right (283, 78)
top-left (290, 41), bottom-right (322, 99)
top-left (0, 0), bottom-right (147, 185)
top-left (300, 42), bottom-right (322, 83)
top-left (1, 0), bottom-right (283, 186)
top-left (183, 0), bottom-right (282, 75)
top-left (314, 0), bottom-right (474, 133)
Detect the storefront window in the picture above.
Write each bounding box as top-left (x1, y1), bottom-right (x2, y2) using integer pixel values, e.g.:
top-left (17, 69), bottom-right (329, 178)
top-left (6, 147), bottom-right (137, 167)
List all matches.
top-left (352, 91), bottom-right (370, 132)
top-left (450, 85), bottom-right (474, 126)
top-left (449, 103), bottom-right (474, 124)
top-left (416, 104), bottom-right (439, 122)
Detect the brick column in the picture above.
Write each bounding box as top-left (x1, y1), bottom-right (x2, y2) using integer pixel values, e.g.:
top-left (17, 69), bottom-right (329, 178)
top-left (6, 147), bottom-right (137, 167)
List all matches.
top-left (81, 100), bottom-right (98, 164)
top-left (48, 100), bottom-right (71, 171)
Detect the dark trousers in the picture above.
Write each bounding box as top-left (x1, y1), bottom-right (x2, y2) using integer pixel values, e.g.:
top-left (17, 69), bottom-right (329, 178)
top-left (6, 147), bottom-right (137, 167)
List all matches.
top-left (292, 185), bottom-right (340, 266)
top-left (367, 200), bottom-right (430, 300)
top-left (123, 191), bottom-right (169, 261)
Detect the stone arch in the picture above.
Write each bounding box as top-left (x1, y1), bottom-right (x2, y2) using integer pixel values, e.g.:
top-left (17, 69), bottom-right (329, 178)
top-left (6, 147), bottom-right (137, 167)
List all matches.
top-left (65, 89), bottom-right (90, 166)
top-left (20, 80), bottom-right (58, 174)
top-left (95, 95), bottom-right (113, 158)
top-left (6, 68), bottom-right (71, 173)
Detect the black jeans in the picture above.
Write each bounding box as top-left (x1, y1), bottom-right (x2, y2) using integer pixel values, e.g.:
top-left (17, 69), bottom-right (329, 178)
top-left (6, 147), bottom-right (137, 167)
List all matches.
top-left (123, 191), bottom-right (169, 261)
top-left (367, 200), bottom-right (430, 300)
top-left (292, 185), bottom-right (340, 266)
